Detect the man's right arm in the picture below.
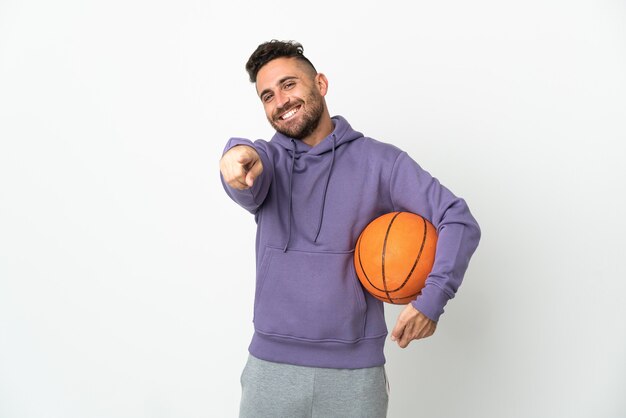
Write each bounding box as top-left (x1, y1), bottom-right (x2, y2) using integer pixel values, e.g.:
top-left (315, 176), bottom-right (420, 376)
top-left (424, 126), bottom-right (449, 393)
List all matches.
top-left (219, 138), bottom-right (273, 213)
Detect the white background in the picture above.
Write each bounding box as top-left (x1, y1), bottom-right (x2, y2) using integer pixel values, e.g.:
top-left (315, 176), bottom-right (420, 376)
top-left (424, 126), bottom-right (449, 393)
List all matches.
top-left (1, 0), bottom-right (625, 417)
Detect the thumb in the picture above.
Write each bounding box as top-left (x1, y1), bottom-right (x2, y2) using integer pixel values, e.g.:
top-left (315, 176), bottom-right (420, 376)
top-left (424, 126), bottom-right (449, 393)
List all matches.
top-left (245, 158), bottom-right (263, 187)
top-left (390, 319), bottom-right (406, 342)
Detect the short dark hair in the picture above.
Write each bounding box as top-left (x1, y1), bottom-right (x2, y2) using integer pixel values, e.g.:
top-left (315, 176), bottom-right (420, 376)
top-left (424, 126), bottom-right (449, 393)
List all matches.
top-left (245, 40), bottom-right (317, 83)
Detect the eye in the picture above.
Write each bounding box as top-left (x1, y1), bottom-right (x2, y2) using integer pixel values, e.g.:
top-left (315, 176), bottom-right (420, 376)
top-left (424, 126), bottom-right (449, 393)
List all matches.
top-left (283, 81), bottom-right (295, 90)
top-left (262, 93), bottom-right (273, 103)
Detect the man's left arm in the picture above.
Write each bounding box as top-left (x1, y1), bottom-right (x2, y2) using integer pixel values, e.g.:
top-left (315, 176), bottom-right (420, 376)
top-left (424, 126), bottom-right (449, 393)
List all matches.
top-left (388, 151), bottom-right (481, 348)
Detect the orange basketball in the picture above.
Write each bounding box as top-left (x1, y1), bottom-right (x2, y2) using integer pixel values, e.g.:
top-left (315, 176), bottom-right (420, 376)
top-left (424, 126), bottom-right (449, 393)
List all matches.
top-left (354, 211), bottom-right (438, 304)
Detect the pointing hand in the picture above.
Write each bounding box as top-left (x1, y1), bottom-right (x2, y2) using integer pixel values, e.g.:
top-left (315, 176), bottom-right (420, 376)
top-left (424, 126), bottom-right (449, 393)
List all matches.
top-left (220, 145), bottom-right (263, 190)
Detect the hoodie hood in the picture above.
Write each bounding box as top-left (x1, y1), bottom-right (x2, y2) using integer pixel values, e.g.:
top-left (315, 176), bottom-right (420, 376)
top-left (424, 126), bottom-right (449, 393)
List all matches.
top-left (270, 115), bottom-right (364, 155)
top-left (270, 115), bottom-right (363, 251)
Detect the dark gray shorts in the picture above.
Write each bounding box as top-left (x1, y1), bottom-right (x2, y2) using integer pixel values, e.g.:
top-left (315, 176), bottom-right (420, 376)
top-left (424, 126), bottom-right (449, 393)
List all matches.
top-left (239, 354), bottom-right (389, 418)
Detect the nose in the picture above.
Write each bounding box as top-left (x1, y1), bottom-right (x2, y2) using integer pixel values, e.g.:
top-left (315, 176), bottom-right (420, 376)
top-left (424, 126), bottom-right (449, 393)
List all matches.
top-left (274, 90), bottom-right (290, 110)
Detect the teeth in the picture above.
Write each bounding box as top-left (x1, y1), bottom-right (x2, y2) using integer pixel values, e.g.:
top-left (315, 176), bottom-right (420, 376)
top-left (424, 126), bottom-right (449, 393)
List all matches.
top-left (281, 107), bottom-right (298, 120)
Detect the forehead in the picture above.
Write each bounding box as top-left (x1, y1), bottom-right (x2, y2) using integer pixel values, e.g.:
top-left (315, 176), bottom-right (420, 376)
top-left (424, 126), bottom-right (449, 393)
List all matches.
top-left (256, 57), bottom-right (310, 92)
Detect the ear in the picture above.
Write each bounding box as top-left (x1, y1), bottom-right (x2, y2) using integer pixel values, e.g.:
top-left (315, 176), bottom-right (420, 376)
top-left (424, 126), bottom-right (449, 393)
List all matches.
top-left (315, 73), bottom-right (329, 97)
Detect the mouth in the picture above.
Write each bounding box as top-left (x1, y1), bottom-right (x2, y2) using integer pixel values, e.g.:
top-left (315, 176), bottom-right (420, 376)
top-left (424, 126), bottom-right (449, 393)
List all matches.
top-left (278, 105), bottom-right (301, 121)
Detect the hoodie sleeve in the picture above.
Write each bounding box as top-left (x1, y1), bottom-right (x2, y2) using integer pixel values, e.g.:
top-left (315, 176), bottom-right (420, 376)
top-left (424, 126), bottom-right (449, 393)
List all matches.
top-left (220, 137), bottom-right (273, 214)
top-left (389, 151), bottom-right (481, 322)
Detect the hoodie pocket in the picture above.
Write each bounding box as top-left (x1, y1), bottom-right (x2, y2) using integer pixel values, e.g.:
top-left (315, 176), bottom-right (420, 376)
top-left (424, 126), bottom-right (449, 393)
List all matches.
top-left (254, 246), bottom-right (367, 342)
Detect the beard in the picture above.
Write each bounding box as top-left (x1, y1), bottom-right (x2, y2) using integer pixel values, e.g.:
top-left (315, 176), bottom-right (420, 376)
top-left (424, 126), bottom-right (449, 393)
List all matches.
top-left (268, 91), bottom-right (325, 140)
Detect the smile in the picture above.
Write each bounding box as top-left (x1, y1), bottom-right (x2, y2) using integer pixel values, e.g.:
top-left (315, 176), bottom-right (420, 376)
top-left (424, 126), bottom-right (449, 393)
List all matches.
top-left (280, 106), bottom-right (301, 121)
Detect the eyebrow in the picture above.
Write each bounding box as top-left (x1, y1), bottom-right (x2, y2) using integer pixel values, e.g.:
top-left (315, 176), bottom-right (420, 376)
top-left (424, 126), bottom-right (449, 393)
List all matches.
top-left (258, 76), bottom-right (299, 99)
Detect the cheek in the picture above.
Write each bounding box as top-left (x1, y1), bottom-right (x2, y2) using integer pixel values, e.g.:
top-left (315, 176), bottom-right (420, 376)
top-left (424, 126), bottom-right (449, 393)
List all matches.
top-left (262, 103), bottom-right (274, 119)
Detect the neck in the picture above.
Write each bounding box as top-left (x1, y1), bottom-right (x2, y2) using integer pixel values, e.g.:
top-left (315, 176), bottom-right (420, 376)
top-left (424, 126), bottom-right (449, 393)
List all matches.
top-left (301, 110), bottom-right (334, 147)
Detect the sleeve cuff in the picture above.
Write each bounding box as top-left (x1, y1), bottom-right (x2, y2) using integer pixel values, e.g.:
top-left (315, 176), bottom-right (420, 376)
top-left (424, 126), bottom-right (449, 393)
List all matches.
top-left (222, 137), bottom-right (255, 155)
top-left (411, 284), bottom-right (451, 322)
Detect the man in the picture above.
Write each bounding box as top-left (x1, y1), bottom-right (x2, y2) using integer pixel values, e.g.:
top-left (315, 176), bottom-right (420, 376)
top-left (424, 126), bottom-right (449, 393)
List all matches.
top-left (220, 40), bottom-right (481, 418)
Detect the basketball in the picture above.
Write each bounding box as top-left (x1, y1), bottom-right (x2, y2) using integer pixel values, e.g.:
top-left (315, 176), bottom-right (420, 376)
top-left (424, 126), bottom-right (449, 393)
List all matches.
top-left (354, 211), bottom-right (438, 304)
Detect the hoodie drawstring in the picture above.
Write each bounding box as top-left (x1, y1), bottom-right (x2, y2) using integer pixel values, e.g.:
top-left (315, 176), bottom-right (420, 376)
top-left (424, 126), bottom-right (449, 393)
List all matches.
top-left (314, 134), bottom-right (336, 242)
top-left (283, 139), bottom-right (297, 252)
top-left (283, 135), bottom-right (337, 252)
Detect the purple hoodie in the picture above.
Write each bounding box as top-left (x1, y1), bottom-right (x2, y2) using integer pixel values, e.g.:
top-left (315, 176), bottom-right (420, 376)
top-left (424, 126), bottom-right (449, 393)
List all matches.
top-left (221, 115), bottom-right (480, 369)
